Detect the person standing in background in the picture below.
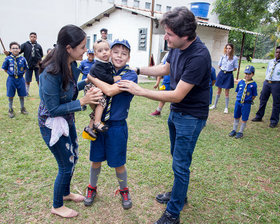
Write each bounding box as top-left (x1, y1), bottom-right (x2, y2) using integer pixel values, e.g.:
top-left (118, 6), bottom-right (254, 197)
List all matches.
top-left (210, 43), bottom-right (238, 113)
top-left (251, 46), bottom-right (280, 128)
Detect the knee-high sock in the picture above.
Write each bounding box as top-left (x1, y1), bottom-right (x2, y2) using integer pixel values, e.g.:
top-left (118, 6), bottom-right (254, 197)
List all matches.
top-left (233, 119), bottom-right (239, 131)
top-left (213, 95), bottom-right (220, 107)
top-left (116, 169), bottom-right (127, 190)
top-left (239, 122), bottom-right (247, 133)
top-left (225, 97), bottom-right (229, 109)
top-left (8, 98), bottom-right (13, 110)
top-left (19, 97), bottom-right (24, 109)
top-left (89, 166), bottom-right (101, 187)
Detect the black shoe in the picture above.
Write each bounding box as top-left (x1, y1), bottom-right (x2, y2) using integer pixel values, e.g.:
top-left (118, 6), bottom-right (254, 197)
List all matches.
top-left (269, 123), bottom-right (277, 128)
top-left (84, 185), bottom-right (97, 206)
top-left (81, 105), bottom-right (87, 111)
top-left (154, 210), bottom-right (180, 224)
top-left (228, 130), bottom-right (236, 137)
top-left (118, 188), bottom-right (132, 210)
top-left (84, 126), bottom-right (97, 138)
top-left (8, 109), bottom-right (15, 118)
top-left (251, 117), bottom-right (262, 122)
top-left (21, 107), bottom-right (28, 115)
top-left (235, 132), bottom-right (243, 139)
top-left (156, 192), bottom-right (188, 205)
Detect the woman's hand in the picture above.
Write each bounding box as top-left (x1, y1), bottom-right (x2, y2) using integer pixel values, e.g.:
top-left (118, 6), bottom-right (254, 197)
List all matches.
top-left (80, 87), bottom-right (103, 106)
top-left (118, 80), bottom-right (145, 96)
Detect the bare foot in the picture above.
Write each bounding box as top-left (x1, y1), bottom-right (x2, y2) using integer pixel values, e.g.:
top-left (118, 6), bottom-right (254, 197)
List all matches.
top-left (51, 206), bottom-right (78, 218)
top-left (63, 192), bottom-right (85, 202)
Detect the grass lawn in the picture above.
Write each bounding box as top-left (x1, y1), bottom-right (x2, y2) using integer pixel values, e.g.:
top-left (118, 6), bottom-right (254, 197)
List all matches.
top-left (0, 54), bottom-right (279, 224)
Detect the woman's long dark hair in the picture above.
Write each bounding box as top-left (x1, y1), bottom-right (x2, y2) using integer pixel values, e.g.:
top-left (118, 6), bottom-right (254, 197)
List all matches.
top-left (40, 25), bottom-right (86, 90)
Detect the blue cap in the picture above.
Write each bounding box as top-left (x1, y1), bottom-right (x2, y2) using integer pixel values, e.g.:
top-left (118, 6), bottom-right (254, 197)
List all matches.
top-left (87, 49), bottom-right (94, 54)
top-left (111, 39), bottom-right (131, 51)
top-left (244, 65), bottom-right (255, 74)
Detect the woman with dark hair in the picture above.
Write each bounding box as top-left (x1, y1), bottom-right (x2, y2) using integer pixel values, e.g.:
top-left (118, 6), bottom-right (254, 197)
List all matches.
top-left (38, 25), bottom-right (102, 218)
top-left (210, 43), bottom-right (238, 113)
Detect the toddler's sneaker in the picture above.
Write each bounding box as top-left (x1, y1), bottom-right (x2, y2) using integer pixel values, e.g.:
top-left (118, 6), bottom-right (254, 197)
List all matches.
top-left (224, 108), bottom-right (228, 114)
top-left (84, 185), bottom-right (97, 206)
top-left (209, 105), bottom-right (216, 110)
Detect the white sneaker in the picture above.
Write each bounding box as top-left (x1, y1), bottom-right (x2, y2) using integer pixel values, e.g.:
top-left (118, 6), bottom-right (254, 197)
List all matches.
top-left (209, 105), bottom-right (216, 109)
top-left (224, 108), bottom-right (228, 114)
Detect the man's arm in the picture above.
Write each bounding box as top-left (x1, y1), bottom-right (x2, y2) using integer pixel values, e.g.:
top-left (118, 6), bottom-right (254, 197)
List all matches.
top-left (118, 79), bottom-right (194, 103)
top-left (138, 62), bottom-right (170, 77)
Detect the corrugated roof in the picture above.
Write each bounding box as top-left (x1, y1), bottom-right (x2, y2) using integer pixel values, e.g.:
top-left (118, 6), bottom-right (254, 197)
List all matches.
top-left (80, 4), bottom-right (263, 36)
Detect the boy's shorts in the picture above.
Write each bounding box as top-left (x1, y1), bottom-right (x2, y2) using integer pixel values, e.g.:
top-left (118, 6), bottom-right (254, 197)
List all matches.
top-left (90, 120), bottom-right (128, 168)
top-left (25, 67), bottom-right (39, 82)
top-left (6, 76), bottom-right (27, 97)
top-left (234, 101), bottom-right (252, 121)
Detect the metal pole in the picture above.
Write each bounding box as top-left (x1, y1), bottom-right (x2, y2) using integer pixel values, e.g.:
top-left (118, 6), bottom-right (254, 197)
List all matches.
top-left (252, 35), bottom-right (258, 59)
top-left (236, 32), bottom-right (245, 80)
top-left (148, 0), bottom-right (155, 66)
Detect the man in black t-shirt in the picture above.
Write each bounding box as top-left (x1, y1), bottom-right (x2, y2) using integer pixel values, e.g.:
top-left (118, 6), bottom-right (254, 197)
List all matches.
top-left (119, 7), bottom-right (211, 224)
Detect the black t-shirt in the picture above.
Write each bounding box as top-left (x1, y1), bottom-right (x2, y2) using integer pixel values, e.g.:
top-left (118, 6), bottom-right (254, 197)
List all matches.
top-left (167, 37), bottom-right (211, 120)
top-left (89, 60), bottom-right (114, 84)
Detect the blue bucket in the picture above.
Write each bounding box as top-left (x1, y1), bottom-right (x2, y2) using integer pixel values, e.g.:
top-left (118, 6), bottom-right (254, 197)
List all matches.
top-left (190, 2), bottom-right (210, 18)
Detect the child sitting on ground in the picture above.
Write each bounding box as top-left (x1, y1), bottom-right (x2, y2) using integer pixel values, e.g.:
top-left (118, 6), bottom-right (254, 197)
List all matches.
top-left (228, 65), bottom-right (257, 139)
top-left (83, 40), bottom-right (121, 139)
top-left (2, 42), bottom-right (29, 118)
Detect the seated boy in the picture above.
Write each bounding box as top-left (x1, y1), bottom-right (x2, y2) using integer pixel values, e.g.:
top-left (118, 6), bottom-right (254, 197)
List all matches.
top-left (2, 42), bottom-right (28, 118)
top-left (229, 65), bottom-right (258, 139)
top-left (84, 40), bottom-right (121, 139)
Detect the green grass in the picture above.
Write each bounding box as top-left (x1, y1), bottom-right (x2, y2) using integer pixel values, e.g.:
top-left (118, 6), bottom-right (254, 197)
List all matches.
top-left (0, 54), bottom-right (279, 224)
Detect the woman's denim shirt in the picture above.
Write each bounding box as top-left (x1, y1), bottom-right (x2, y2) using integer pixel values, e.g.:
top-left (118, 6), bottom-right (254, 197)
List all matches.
top-left (38, 61), bottom-right (86, 127)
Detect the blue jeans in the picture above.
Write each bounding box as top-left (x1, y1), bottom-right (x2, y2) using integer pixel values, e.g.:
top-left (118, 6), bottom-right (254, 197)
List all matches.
top-left (166, 111), bottom-right (206, 217)
top-left (40, 123), bottom-right (79, 208)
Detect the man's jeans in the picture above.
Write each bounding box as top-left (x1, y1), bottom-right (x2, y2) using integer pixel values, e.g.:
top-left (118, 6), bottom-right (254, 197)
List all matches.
top-left (166, 111), bottom-right (206, 217)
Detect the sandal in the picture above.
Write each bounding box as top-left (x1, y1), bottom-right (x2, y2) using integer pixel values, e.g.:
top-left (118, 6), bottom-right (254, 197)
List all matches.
top-left (84, 126), bottom-right (97, 138)
top-left (93, 122), bottom-right (109, 132)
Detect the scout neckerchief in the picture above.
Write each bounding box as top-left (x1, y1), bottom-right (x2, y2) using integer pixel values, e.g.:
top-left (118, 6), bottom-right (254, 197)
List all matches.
top-left (104, 65), bottom-right (131, 121)
top-left (268, 59), bottom-right (280, 80)
top-left (240, 79), bottom-right (254, 104)
top-left (30, 41), bottom-right (36, 58)
top-left (10, 54), bottom-right (19, 79)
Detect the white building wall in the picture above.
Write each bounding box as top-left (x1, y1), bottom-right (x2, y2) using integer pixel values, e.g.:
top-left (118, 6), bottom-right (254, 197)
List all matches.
top-left (83, 9), bottom-right (151, 67)
top-left (197, 26), bottom-right (229, 67)
top-left (0, 0), bottom-right (219, 54)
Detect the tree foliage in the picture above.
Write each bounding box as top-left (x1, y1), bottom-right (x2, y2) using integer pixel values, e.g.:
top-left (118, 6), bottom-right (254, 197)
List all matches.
top-left (213, 0), bottom-right (279, 59)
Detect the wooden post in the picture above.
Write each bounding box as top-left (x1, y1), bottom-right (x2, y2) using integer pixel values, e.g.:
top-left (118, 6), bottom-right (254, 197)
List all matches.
top-left (236, 32), bottom-right (245, 80)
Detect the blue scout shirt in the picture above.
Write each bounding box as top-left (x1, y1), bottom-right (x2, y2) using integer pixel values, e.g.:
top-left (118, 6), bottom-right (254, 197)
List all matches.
top-left (102, 65), bottom-right (138, 121)
top-left (265, 59), bottom-right (280, 81)
top-left (235, 79), bottom-right (258, 103)
top-left (2, 55), bottom-right (28, 76)
top-left (79, 59), bottom-right (95, 80)
top-left (218, 55), bottom-right (238, 72)
top-left (167, 37), bottom-right (211, 120)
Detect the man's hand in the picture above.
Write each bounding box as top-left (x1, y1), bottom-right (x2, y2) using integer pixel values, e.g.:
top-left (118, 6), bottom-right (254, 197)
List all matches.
top-left (118, 80), bottom-right (145, 96)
